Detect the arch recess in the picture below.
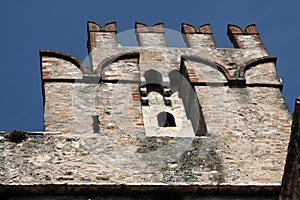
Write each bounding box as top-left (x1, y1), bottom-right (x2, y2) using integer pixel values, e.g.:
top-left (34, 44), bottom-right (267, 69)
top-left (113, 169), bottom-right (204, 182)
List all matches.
top-left (96, 52), bottom-right (140, 76)
top-left (157, 112), bottom-right (176, 127)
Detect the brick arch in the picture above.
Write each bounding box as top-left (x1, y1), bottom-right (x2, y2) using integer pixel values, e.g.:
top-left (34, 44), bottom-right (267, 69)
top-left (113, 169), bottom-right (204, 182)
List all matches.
top-left (181, 55), bottom-right (231, 81)
top-left (39, 50), bottom-right (89, 74)
top-left (96, 52), bottom-right (140, 76)
top-left (240, 56), bottom-right (277, 77)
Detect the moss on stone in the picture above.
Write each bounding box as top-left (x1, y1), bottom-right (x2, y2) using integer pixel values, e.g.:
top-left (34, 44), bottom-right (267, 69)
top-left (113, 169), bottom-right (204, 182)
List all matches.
top-left (4, 130), bottom-right (27, 143)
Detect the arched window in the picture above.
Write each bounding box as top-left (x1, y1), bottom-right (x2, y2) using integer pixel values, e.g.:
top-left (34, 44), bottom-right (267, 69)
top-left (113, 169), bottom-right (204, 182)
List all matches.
top-left (157, 112), bottom-right (176, 127)
top-left (144, 69), bottom-right (163, 95)
top-left (144, 69), bottom-right (163, 85)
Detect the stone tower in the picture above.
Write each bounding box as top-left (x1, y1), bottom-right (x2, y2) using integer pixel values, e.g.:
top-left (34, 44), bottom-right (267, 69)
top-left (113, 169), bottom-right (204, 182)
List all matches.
top-left (0, 22), bottom-right (292, 198)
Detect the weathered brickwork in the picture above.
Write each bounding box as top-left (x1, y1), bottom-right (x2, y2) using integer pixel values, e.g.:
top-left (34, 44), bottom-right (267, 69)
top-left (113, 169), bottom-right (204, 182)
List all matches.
top-left (196, 86), bottom-right (290, 184)
top-left (182, 23), bottom-right (216, 48)
top-left (0, 21), bottom-right (293, 198)
top-left (135, 22), bottom-right (167, 47)
top-left (43, 82), bottom-right (75, 132)
top-left (41, 57), bottom-right (83, 80)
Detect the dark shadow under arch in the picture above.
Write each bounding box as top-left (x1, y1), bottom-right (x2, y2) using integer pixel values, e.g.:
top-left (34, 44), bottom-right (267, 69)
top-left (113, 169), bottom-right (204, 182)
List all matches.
top-left (168, 69), bottom-right (207, 136)
top-left (144, 69), bottom-right (163, 85)
top-left (144, 69), bottom-right (164, 95)
top-left (157, 112), bottom-right (176, 127)
top-left (168, 70), bottom-right (181, 93)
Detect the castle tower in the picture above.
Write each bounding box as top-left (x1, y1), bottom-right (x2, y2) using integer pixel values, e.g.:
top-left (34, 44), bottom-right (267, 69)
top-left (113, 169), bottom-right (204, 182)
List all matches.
top-left (0, 21), bottom-right (292, 198)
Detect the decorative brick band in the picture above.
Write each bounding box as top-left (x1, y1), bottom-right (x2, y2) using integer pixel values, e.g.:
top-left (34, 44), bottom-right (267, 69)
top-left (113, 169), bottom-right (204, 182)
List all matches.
top-left (40, 50), bottom-right (90, 80)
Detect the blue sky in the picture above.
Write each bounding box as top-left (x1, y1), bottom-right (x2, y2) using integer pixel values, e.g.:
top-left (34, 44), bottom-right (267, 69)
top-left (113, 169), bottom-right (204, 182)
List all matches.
top-left (0, 0), bottom-right (300, 131)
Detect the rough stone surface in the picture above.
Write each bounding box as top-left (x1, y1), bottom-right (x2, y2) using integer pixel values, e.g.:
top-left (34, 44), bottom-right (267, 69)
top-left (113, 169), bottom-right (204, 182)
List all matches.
top-left (41, 56), bottom-right (83, 80)
top-left (280, 96), bottom-right (300, 199)
top-left (0, 22), bottom-right (293, 198)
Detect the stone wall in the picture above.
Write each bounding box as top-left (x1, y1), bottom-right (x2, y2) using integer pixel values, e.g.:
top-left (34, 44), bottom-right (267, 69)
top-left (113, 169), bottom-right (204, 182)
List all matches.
top-left (182, 23), bottom-right (216, 48)
top-left (0, 22), bottom-right (293, 197)
top-left (280, 96), bottom-right (300, 199)
top-left (40, 21), bottom-right (292, 186)
top-left (135, 22), bottom-right (167, 47)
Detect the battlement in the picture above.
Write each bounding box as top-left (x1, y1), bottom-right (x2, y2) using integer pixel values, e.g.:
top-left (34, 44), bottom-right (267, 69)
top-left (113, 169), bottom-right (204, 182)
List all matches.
top-left (135, 22), bottom-right (165, 33)
top-left (0, 21), bottom-right (293, 198)
top-left (87, 21), bottom-right (117, 32)
top-left (135, 22), bottom-right (167, 47)
top-left (181, 23), bottom-right (216, 48)
top-left (43, 22), bottom-right (282, 87)
top-left (87, 21), bottom-right (117, 52)
top-left (227, 24), bottom-right (266, 51)
top-left (85, 22), bottom-right (274, 87)
top-left (87, 21), bottom-right (267, 52)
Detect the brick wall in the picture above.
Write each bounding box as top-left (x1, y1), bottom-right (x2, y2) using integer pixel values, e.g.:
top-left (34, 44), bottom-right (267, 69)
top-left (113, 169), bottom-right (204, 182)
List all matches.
top-left (38, 22), bottom-right (291, 186)
top-left (280, 96), bottom-right (300, 199)
top-left (0, 22), bottom-right (292, 196)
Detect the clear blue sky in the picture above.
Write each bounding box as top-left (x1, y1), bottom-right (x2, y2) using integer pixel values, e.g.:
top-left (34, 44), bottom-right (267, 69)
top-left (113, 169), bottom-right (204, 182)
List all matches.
top-left (0, 0), bottom-right (299, 131)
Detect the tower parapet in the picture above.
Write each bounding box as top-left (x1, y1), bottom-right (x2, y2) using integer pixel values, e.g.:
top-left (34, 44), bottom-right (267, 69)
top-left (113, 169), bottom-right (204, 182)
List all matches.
top-left (87, 21), bottom-right (117, 52)
top-left (34, 21), bottom-right (292, 197)
top-left (227, 24), bottom-right (267, 52)
top-left (181, 23), bottom-right (216, 48)
top-left (135, 22), bottom-right (167, 47)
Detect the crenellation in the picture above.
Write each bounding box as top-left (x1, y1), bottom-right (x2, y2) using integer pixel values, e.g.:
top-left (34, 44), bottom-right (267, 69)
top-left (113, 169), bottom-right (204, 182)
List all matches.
top-left (227, 24), bottom-right (267, 52)
top-left (0, 21), bottom-right (294, 198)
top-left (182, 23), bottom-right (216, 48)
top-left (87, 21), bottom-right (117, 59)
top-left (135, 22), bottom-right (167, 47)
top-left (135, 22), bottom-right (165, 33)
